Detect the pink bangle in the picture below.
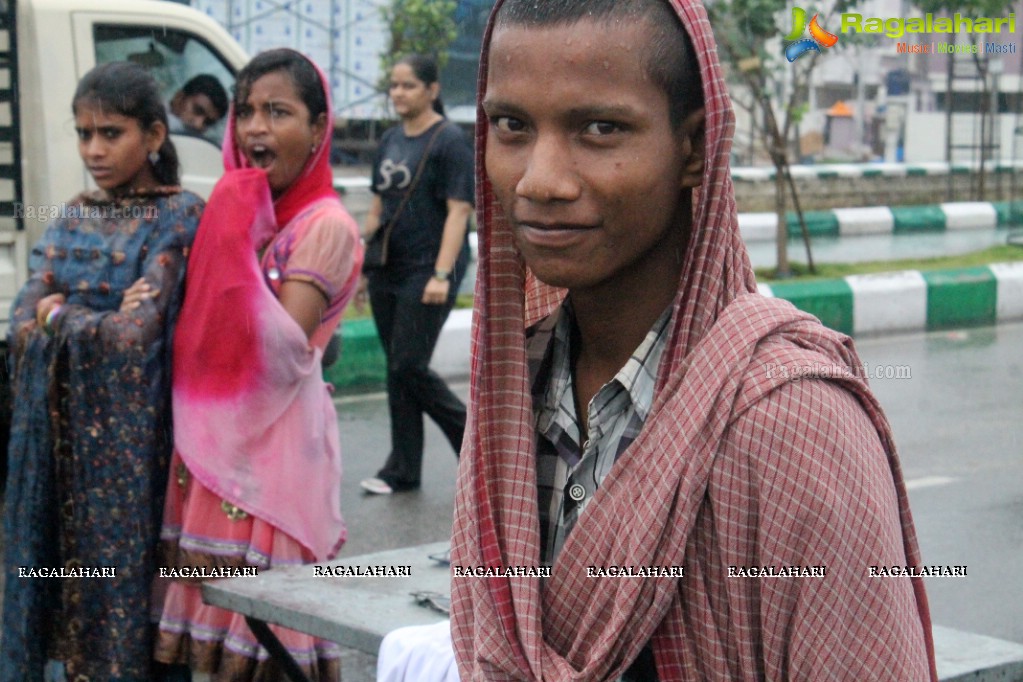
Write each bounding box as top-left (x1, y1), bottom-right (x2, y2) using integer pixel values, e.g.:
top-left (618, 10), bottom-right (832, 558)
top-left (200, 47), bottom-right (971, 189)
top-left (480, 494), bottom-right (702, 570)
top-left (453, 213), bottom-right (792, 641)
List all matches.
top-left (44, 303), bottom-right (62, 331)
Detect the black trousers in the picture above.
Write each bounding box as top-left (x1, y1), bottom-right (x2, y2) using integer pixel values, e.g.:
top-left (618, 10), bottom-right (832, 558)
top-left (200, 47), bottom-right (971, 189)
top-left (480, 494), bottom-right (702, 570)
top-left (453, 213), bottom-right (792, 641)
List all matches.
top-left (367, 267), bottom-right (466, 490)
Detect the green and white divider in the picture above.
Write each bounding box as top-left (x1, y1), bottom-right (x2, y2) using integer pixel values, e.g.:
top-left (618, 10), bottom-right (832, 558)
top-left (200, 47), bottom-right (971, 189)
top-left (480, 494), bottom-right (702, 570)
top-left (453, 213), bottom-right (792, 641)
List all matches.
top-left (991, 262), bottom-right (1023, 321)
top-left (739, 201), bottom-right (1017, 243)
top-left (757, 262), bottom-right (1023, 336)
top-left (831, 206), bottom-right (894, 236)
top-left (940, 202), bottom-right (998, 230)
top-left (847, 270), bottom-right (928, 335)
top-left (327, 263), bottom-right (1023, 390)
top-left (730, 160), bottom-right (1023, 183)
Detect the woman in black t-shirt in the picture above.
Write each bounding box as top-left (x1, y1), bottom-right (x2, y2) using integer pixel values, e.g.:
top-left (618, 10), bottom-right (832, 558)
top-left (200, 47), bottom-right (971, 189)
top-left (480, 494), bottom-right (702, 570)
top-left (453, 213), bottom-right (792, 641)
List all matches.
top-left (359, 54), bottom-right (473, 494)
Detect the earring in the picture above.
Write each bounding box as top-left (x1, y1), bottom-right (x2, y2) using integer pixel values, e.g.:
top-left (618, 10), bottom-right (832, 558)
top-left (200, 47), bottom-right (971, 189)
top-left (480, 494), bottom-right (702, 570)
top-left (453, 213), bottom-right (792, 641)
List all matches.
top-left (148, 150), bottom-right (160, 164)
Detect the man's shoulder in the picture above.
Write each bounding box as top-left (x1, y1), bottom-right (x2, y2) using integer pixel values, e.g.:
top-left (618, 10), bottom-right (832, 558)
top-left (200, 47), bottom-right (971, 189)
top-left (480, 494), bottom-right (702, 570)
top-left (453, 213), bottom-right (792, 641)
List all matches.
top-left (722, 376), bottom-right (887, 490)
top-left (735, 375), bottom-right (871, 430)
top-left (167, 111), bottom-right (186, 134)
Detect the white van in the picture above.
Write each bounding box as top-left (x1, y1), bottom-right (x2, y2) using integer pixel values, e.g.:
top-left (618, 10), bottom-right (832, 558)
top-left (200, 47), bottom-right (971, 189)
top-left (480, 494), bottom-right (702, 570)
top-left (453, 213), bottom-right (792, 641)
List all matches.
top-left (2, 0), bottom-right (251, 336)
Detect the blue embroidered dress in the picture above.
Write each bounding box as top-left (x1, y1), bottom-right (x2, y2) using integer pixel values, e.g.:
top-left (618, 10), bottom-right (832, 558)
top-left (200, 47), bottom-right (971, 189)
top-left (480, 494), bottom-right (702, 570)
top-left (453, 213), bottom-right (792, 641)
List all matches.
top-left (0, 188), bottom-right (202, 681)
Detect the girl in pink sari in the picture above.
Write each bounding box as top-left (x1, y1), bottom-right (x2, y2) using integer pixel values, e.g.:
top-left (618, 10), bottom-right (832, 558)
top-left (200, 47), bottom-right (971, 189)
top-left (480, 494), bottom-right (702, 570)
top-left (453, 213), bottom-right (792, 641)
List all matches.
top-left (154, 49), bottom-right (362, 681)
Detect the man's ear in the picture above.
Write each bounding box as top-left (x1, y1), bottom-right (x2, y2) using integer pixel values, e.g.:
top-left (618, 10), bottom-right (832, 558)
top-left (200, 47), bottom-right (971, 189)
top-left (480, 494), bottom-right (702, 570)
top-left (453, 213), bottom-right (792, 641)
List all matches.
top-left (679, 107), bottom-right (706, 189)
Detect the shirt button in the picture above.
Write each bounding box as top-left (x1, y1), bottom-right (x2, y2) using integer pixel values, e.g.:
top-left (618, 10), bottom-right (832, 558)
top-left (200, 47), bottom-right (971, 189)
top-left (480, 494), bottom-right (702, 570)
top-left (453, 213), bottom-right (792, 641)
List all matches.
top-left (268, 267), bottom-right (281, 280)
top-left (568, 483), bottom-right (586, 502)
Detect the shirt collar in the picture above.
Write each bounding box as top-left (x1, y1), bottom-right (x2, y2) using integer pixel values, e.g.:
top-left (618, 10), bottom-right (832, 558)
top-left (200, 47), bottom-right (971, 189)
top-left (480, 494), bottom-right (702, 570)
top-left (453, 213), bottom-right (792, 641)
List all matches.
top-left (532, 300), bottom-right (673, 437)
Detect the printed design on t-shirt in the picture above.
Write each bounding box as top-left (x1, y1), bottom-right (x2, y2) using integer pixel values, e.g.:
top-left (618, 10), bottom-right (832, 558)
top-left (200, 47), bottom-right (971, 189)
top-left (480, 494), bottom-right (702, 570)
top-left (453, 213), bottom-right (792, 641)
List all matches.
top-left (376, 158), bottom-right (412, 192)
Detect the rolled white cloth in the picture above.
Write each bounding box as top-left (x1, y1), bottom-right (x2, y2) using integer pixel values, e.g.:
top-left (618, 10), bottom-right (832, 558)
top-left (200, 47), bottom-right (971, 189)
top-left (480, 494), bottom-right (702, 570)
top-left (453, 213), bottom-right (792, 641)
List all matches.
top-left (377, 620), bottom-right (460, 682)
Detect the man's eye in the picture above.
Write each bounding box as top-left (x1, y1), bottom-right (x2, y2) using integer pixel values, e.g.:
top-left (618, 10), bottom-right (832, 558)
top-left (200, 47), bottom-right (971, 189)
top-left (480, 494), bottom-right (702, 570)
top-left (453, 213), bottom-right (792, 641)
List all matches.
top-left (492, 116), bottom-right (525, 133)
top-left (584, 121), bottom-right (619, 136)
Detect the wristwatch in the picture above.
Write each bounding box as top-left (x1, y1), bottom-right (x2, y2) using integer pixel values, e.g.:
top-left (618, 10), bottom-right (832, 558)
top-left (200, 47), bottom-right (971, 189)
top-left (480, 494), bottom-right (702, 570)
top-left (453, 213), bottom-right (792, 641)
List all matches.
top-left (433, 269), bottom-right (451, 282)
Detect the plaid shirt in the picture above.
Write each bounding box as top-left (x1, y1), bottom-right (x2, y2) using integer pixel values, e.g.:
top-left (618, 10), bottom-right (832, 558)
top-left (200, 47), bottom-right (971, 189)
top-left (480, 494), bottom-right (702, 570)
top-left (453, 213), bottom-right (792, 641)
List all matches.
top-left (528, 301), bottom-right (671, 566)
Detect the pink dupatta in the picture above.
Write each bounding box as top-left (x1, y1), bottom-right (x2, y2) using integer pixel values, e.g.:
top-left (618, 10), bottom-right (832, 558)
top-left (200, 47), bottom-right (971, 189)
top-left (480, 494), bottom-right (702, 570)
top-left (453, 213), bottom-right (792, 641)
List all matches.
top-left (172, 51), bottom-right (354, 560)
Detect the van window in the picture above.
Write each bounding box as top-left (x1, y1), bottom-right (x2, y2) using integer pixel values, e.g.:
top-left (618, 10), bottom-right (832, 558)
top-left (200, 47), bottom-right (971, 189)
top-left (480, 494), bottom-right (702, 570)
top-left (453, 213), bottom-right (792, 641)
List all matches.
top-left (93, 25), bottom-right (235, 145)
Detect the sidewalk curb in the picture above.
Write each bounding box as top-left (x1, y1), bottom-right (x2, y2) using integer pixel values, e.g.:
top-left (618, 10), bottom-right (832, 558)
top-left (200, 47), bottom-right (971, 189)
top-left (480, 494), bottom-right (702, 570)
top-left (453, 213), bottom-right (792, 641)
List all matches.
top-left (739, 200), bottom-right (1021, 242)
top-left (758, 262), bottom-right (1023, 336)
top-left (325, 262), bottom-right (1023, 390)
top-left (934, 625), bottom-right (1023, 682)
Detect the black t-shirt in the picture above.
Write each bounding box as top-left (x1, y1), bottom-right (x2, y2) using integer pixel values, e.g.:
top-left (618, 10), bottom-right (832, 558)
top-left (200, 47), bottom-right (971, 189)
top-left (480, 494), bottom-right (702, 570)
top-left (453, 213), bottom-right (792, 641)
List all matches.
top-left (371, 119), bottom-right (474, 270)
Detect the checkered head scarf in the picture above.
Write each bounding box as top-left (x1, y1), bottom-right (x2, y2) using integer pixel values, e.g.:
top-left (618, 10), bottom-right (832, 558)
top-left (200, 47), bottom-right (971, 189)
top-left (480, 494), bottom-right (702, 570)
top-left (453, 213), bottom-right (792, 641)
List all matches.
top-left (451, 0), bottom-right (937, 679)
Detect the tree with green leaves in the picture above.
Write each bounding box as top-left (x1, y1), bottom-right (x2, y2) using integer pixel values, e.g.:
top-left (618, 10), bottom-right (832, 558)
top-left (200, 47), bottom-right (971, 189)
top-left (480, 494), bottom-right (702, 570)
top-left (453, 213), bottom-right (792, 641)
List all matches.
top-left (708, 0), bottom-right (857, 277)
top-left (378, 0), bottom-right (459, 90)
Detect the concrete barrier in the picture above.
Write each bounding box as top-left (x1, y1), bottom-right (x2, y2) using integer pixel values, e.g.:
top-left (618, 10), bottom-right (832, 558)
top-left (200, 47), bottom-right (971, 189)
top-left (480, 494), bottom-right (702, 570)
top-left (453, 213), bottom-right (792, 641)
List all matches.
top-left (328, 262), bottom-right (1023, 390)
top-left (738, 201), bottom-right (1014, 242)
top-left (991, 262), bottom-right (1023, 321)
top-left (429, 309), bottom-right (473, 381)
top-left (834, 206), bottom-right (895, 237)
top-left (941, 202), bottom-right (999, 231)
top-left (729, 159), bottom-right (1023, 183)
top-left (934, 625), bottom-right (1023, 681)
top-left (845, 270), bottom-right (929, 335)
top-left (738, 212), bottom-right (777, 242)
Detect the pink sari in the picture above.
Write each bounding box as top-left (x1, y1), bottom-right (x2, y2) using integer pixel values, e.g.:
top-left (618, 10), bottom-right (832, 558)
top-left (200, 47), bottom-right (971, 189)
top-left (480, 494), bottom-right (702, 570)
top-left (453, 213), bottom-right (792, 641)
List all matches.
top-left (155, 51), bottom-right (361, 681)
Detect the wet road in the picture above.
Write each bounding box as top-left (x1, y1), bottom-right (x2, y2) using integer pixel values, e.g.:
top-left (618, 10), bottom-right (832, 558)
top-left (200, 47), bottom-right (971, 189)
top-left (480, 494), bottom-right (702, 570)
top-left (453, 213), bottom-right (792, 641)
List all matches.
top-left (334, 322), bottom-right (1023, 649)
top-left (854, 322), bottom-right (1023, 645)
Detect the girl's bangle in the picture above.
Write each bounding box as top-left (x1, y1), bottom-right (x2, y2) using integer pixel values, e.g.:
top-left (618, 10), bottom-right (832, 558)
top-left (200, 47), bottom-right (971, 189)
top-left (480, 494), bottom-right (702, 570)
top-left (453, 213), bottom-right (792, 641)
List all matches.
top-left (44, 304), bottom-right (63, 332)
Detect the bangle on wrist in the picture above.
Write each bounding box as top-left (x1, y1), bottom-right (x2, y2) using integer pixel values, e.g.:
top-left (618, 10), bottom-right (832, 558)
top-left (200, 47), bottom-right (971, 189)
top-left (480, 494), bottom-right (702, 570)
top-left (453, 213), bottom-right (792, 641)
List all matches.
top-left (432, 269), bottom-right (450, 282)
top-left (44, 304), bottom-right (63, 333)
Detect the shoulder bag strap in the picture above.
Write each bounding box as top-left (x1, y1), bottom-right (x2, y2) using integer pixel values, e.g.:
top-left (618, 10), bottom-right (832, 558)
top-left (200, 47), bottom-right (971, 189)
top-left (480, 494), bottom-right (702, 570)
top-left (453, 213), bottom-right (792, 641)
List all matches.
top-left (373, 120), bottom-right (450, 266)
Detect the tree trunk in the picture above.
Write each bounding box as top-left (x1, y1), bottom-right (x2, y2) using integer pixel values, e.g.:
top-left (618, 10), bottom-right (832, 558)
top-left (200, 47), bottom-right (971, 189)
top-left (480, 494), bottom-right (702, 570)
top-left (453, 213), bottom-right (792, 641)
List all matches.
top-left (774, 161), bottom-right (790, 278)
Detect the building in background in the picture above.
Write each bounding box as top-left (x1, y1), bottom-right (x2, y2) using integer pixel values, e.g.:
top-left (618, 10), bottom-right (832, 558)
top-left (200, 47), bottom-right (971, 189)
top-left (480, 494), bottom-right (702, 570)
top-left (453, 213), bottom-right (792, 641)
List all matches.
top-left (187, 0), bottom-right (1021, 166)
top-left (800, 0), bottom-right (1022, 164)
top-left (188, 0), bottom-right (489, 123)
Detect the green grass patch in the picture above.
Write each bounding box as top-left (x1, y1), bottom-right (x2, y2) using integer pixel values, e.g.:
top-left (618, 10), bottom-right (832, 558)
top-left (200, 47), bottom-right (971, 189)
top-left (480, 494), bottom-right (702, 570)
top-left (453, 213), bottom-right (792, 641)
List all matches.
top-left (757, 244), bottom-right (1023, 283)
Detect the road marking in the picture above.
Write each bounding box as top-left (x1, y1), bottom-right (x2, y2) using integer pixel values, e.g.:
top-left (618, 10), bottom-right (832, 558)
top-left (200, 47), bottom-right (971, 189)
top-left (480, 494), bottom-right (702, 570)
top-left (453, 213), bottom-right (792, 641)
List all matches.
top-left (905, 475), bottom-right (956, 490)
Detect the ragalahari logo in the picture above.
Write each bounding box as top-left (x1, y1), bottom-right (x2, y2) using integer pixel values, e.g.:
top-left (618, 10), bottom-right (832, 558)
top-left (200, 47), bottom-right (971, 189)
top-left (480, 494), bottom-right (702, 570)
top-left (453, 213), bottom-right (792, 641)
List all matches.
top-left (784, 7), bottom-right (839, 62)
